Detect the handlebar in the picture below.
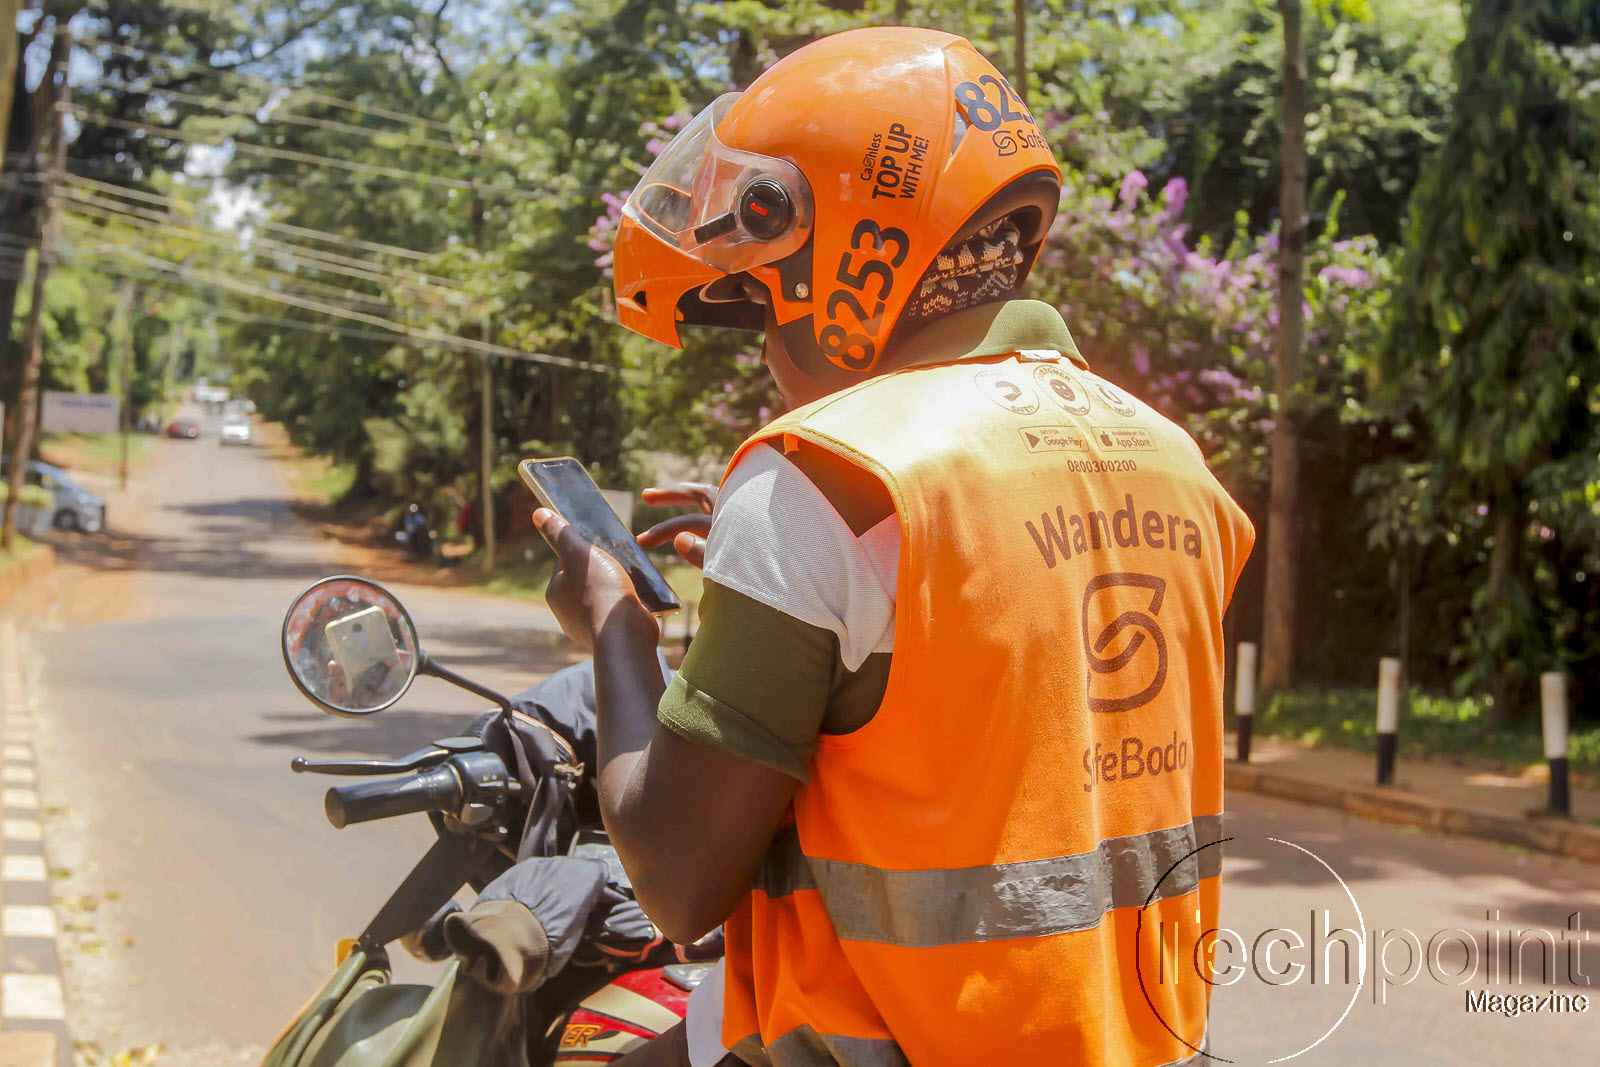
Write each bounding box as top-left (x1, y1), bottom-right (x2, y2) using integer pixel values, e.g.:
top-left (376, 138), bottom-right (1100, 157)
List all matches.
top-left (322, 751), bottom-right (512, 830)
top-left (325, 765), bottom-right (461, 829)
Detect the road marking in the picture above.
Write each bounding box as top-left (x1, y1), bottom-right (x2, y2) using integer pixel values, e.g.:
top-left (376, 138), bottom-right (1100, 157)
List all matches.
top-left (0, 613), bottom-right (71, 1058)
top-left (1, 857), bottom-right (45, 883)
top-left (1, 907), bottom-right (56, 940)
top-left (1, 975), bottom-right (64, 1021)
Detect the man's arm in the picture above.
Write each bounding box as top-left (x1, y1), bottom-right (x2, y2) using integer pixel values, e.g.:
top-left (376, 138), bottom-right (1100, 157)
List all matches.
top-left (591, 607), bottom-right (798, 944)
top-left (532, 509), bottom-right (798, 944)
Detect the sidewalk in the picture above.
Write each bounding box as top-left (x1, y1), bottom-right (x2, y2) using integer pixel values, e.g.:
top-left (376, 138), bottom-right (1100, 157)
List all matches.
top-left (1226, 731), bottom-right (1600, 863)
top-left (0, 621), bottom-right (67, 1067)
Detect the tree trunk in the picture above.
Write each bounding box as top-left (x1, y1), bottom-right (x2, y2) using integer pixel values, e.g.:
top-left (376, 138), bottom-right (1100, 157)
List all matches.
top-left (1, 27), bottom-right (66, 552)
top-left (1259, 0), bottom-right (1308, 697)
top-left (1, 25), bottom-right (37, 407)
top-left (1485, 489), bottom-right (1521, 726)
top-left (0, 2), bottom-right (19, 172)
top-left (1012, 0), bottom-right (1027, 100)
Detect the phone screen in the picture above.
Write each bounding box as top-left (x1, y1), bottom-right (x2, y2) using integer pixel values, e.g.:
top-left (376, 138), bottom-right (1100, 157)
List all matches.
top-left (520, 457), bottom-right (682, 615)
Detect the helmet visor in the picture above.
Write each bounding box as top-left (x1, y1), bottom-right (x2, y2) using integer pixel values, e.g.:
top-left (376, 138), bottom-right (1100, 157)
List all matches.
top-left (623, 94), bottom-right (813, 275)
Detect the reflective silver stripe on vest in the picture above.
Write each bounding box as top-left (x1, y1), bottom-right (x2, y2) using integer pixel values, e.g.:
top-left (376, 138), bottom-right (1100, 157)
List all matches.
top-left (753, 814), bottom-right (1224, 948)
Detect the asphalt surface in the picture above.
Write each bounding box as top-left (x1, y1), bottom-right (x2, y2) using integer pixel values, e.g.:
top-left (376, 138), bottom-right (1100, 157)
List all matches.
top-left (20, 408), bottom-right (577, 1064)
top-left (10, 409), bottom-right (1599, 1064)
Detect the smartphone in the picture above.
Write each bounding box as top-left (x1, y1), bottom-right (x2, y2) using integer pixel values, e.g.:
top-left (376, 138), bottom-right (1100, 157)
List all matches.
top-left (324, 605), bottom-right (402, 696)
top-left (519, 457), bottom-right (682, 615)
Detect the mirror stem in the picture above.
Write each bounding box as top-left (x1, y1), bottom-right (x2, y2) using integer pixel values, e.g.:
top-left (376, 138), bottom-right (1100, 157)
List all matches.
top-left (418, 653), bottom-right (514, 713)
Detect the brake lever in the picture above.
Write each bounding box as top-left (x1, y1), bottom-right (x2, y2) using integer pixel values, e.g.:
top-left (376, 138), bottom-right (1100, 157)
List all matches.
top-left (291, 746), bottom-right (450, 776)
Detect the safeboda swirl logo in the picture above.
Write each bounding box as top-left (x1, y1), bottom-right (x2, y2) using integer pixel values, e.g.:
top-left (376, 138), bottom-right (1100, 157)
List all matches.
top-left (1081, 572), bottom-right (1168, 713)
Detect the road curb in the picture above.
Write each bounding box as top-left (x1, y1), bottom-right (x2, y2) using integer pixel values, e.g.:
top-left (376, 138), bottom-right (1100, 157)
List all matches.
top-left (0, 622), bottom-right (69, 1067)
top-left (0, 549), bottom-right (55, 613)
top-left (1228, 763), bottom-right (1600, 865)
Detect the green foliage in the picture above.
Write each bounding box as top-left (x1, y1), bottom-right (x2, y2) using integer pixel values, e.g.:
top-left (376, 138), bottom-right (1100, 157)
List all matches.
top-left (0, 481), bottom-right (52, 510)
top-left (1135, 0), bottom-right (1463, 244)
top-left (1259, 686), bottom-right (1600, 776)
top-left (1384, 0), bottom-right (1600, 713)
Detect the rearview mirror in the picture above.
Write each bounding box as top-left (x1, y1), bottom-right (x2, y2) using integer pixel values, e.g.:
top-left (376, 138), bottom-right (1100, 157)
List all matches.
top-left (282, 576), bottom-right (420, 717)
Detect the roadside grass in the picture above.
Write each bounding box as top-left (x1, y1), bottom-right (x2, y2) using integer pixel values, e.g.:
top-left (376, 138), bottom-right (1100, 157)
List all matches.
top-left (1254, 688), bottom-right (1600, 778)
top-left (259, 421), bottom-right (358, 510)
top-left (0, 483), bottom-right (53, 510)
top-left (0, 534), bottom-right (46, 570)
top-left (38, 431), bottom-right (153, 479)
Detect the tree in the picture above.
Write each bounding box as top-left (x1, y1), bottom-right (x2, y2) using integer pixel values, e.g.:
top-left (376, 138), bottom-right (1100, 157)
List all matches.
top-left (1384, 0), bottom-right (1600, 720)
top-left (1257, 0), bottom-right (1310, 695)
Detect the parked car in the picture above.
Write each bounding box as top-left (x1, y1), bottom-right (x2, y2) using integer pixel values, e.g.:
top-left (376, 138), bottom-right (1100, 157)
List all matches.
top-left (0, 459), bottom-right (105, 533)
top-left (166, 418), bottom-right (201, 440)
top-left (220, 417), bottom-right (253, 446)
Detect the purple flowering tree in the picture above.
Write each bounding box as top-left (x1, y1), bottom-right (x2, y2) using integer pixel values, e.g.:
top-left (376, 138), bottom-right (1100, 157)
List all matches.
top-left (1031, 170), bottom-right (1390, 497)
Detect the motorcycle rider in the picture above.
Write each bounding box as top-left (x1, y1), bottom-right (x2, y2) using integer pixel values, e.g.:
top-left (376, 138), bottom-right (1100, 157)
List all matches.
top-left (535, 26), bottom-right (1255, 1067)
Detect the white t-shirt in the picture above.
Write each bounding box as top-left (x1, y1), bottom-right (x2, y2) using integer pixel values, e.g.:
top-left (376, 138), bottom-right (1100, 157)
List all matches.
top-left (703, 442), bottom-right (900, 671)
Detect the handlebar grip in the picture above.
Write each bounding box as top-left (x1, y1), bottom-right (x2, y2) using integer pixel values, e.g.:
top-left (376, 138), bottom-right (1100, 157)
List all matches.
top-left (325, 765), bottom-right (461, 829)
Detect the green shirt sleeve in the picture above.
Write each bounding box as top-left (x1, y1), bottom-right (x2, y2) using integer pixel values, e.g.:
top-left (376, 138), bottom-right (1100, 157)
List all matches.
top-left (656, 580), bottom-right (838, 781)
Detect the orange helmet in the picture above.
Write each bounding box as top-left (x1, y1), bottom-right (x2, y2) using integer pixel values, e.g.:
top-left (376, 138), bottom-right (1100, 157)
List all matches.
top-left (613, 26), bottom-right (1061, 380)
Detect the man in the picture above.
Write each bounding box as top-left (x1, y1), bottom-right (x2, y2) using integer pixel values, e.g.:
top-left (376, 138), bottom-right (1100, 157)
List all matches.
top-left (535, 26), bottom-right (1254, 1066)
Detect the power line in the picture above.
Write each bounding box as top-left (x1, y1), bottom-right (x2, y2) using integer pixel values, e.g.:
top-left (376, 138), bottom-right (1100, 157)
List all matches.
top-left (60, 192), bottom-right (469, 303)
top-left (69, 238), bottom-right (613, 374)
top-left (62, 211), bottom-right (406, 313)
top-left (94, 77), bottom-right (481, 158)
top-left (68, 106), bottom-right (532, 199)
top-left (76, 35), bottom-right (461, 137)
top-left (58, 171), bottom-right (444, 265)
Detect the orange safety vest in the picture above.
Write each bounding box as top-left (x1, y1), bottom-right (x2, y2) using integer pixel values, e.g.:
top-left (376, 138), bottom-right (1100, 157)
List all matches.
top-left (717, 346), bottom-right (1255, 1066)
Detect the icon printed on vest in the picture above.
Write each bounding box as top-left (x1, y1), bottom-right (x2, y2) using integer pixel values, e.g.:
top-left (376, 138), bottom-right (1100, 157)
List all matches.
top-left (974, 367), bottom-right (1040, 415)
top-left (1081, 572), bottom-right (1168, 713)
top-left (1020, 425), bottom-right (1089, 453)
top-left (1092, 425), bottom-right (1157, 452)
top-left (1035, 365), bottom-right (1090, 415)
top-left (1093, 379), bottom-right (1137, 418)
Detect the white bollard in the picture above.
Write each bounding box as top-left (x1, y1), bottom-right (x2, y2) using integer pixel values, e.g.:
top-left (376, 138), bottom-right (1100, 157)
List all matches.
top-left (1234, 642), bottom-right (1258, 762)
top-left (1541, 671), bottom-right (1570, 816)
top-left (1376, 657), bottom-right (1402, 785)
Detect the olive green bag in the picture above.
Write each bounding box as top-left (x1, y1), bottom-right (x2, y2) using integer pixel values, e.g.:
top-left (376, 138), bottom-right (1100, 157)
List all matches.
top-left (262, 949), bottom-right (531, 1067)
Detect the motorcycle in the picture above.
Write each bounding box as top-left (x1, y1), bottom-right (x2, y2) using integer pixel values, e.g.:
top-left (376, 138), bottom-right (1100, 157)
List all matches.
top-left (264, 574), bottom-right (719, 1066)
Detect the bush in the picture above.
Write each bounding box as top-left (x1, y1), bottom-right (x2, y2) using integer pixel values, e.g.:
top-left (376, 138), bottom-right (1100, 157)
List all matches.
top-left (0, 483), bottom-right (54, 511)
top-left (1256, 687), bottom-right (1600, 777)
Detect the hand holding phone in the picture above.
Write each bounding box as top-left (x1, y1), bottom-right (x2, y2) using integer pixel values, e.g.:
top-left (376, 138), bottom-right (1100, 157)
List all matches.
top-left (520, 457), bottom-right (682, 615)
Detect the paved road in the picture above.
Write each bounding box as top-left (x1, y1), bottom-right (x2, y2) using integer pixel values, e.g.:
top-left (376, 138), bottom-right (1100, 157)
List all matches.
top-left (17, 409), bottom-right (579, 1064)
top-left (8, 411), bottom-right (1598, 1064)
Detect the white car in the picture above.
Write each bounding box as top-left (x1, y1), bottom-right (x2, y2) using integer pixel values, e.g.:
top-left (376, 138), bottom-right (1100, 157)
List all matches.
top-left (220, 418), bottom-right (253, 446)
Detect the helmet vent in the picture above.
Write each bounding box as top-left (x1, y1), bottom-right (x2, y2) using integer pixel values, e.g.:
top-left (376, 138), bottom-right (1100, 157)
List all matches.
top-left (950, 109), bottom-right (967, 156)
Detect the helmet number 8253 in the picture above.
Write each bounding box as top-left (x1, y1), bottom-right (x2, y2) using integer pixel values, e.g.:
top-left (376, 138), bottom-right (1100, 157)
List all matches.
top-left (820, 219), bottom-right (911, 371)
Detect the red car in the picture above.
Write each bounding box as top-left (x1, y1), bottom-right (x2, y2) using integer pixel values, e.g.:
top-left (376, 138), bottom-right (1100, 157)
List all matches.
top-left (165, 418), bottom-right (201, 440)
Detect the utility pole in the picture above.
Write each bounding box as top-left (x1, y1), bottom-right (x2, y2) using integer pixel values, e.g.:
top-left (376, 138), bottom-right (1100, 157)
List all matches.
top-left (2, 27), bottom-right (68, 552)
top-left (479, 310), bottom-right (496, 575)
top-left (115, 281), bottom-right (133, 491)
